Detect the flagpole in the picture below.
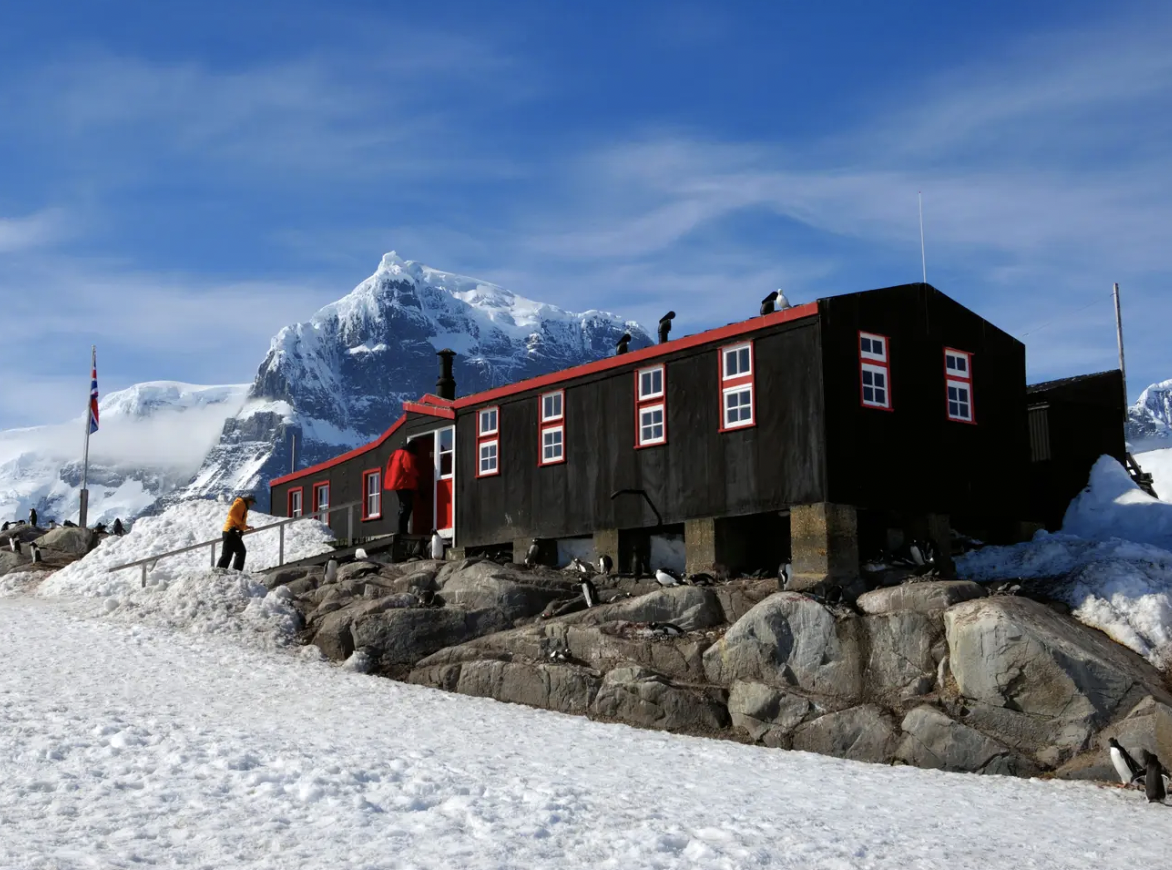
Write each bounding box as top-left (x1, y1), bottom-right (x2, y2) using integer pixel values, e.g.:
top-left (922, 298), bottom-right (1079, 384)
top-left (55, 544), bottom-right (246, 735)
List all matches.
top-left (79, 345), bottom-right (95, 528)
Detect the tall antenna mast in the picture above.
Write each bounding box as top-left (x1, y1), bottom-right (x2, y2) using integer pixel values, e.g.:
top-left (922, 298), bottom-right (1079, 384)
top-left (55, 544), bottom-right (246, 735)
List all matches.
top-left (1113, 282), bottom-right (1128, 422)
top-left (918, 191), bottom-right (927, 285)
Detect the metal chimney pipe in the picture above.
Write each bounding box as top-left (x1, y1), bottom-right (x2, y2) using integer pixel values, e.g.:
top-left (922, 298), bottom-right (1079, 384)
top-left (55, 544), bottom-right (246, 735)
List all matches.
top-left (436, 349), bottom-right (457, 400)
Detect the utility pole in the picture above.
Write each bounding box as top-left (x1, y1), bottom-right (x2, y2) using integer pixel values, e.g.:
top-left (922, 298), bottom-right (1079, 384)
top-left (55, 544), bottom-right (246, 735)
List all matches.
top-left (79, 345), bottom-right (97, 528)
top-left (918, 191), bottom-right (927, 285)
top-left (290, 432), bottom-right (297, 474)
top-left (1113, 282), bottom-right (1127, 421)
top-left (1114, 282), bottom-right (1158, 497)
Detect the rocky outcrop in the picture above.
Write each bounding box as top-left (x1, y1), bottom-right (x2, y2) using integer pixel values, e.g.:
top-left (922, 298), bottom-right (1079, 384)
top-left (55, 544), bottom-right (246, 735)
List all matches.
top-left (791, 705), bottom-right (898, 763)
top-left (34, 526), bottom-right (97, 556)
top-left (896, 706), bottom-right (1038, 776)
top-left (857, 581), bottom-right (985, 615)
top-left (565, 585), bottom-right (726, 632)
top-left (0, 550), bottom-right (27, 576)
top-left (592, 666), bottom-right (729, 733)
top-left (944, 597), bottom-right (1171, 765)
top-left (727, 682), bottom-right (813, 747)
top-left (702, 593), bottom-right (863, 700)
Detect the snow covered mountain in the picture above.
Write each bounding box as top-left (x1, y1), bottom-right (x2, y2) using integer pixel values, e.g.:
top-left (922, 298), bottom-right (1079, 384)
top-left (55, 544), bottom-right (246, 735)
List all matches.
top-left (0, 382), bottom-right (249, 525)
top-left (175, 252), bottom-right (652, 508)
top-left (1127, 378), bottom-right (1172, 446)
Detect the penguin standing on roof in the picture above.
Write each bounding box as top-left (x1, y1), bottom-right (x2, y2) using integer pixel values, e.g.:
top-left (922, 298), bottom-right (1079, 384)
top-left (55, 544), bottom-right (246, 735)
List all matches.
top-left (1108, 738), bottom-right (1143, 786)
top-left (616, 333), bottom-right (632, 355)
top-left (658, 311), bottom-right (675, 344)
top-left (760, 291), bottom-right (778, 316)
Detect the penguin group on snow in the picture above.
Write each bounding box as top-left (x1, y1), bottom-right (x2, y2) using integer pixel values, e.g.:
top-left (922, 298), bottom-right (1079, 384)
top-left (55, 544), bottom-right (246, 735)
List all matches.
top-left (1108, 737), bottom-right (1169, 802)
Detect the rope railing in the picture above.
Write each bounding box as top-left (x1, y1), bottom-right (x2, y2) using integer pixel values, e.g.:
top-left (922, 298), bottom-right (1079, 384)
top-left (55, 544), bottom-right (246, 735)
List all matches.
top-left (108, 499), bottom-right (365, 587)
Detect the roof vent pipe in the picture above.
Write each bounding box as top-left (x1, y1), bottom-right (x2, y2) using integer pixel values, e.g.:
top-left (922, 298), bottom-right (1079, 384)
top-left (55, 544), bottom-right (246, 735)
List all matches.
top-left (436, 349), bottom-right (457, 400)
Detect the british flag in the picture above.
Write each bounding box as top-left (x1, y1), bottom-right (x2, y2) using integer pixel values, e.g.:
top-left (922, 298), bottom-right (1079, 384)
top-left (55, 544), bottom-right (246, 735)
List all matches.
top-left (88, 362), bottom-right (99, 434)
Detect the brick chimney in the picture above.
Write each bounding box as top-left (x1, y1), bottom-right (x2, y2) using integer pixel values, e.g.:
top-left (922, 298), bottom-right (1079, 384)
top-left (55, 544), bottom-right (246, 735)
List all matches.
top-left (436, 349), bottom-right (457, 400)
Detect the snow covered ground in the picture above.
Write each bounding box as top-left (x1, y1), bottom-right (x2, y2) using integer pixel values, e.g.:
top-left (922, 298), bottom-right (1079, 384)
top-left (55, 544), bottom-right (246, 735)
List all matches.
top-left (2, 594), bottom-right (1168, 870)
top-left (958, 456), bottom-right (1172, 668)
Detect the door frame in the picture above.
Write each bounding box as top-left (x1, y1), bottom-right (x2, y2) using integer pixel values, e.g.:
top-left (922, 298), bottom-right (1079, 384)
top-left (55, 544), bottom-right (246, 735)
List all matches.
top-left (407, 425), bottom-right (456, 539)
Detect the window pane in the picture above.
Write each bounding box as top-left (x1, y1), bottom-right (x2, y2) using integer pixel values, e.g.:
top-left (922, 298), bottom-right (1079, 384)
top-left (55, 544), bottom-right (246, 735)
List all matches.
top-left (874, 388), bottom-right (886, 404)
top-left (737, 347), bottom-right (750, 373)
top-left (440, 452), bottom-right (453, 476)
top-left (874, 339), bottom-right (884, 356)
top-left (956, 356), bottom-right (967, 372)
top-left (862, 369), bottom-right (874, 386)
top-left (863, 385), bottom-right (874, 402)
top-left (861, 337), bottom-right (871, 353)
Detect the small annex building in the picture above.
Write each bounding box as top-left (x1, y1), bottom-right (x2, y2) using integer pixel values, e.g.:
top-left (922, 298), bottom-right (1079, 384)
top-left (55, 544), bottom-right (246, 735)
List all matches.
top-left (269, 281), bottom-right (1078, 586)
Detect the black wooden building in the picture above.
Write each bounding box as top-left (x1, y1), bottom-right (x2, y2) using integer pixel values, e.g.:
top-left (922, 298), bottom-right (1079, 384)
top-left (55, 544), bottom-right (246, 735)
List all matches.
top-left (272, 282), bottom-right (1041, 583)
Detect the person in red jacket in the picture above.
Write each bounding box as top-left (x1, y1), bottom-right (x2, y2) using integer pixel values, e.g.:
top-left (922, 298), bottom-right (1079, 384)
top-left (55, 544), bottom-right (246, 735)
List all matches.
top-left (385, 441), bottom-right (422, 534)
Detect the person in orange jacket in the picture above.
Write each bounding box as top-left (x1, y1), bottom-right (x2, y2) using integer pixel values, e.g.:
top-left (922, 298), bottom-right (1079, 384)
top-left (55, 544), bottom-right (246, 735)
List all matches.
top-left (217, 494), bottom-right (256, 571)
top-left (385, 441), bottom-right (422, 534)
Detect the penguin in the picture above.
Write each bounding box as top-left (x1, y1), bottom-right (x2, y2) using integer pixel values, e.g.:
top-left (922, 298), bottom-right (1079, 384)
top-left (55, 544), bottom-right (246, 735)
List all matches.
top-left (9, 537), bottom-right (19, 554)
top-left (1143, 750), bottom-right (1167, 803)
top-left (654, 567), bottom-right (682, 587)
top-left (598, 554), bottom-right (613, 576)
top-left (657, 311), bottom-right (676, 344)
top-left (29, 543), bottom-right (42, 564)
top-left (580, 576), bottom-right (599, 608)
top-left (547, 647), bottom-right (569, 663)
top-left (429, 530), bottom-right (444, 560)
top-left (524, 538), bottom-right (541, 568)
top-left (354, 547), bottom-right (368, 561)
top-left (908, 542), bottom-right (926, 567)
top-left (648, 622), bottom-right (685, 637)
top-left (94, 522), bottom-right (107, 535)
top-left (780, 562), bottom-right (792, 589)
top-left (28, 508), bottom-right (37, 527)
top-left (113, 518), bottom-right (125, 536)
top-left (685, 572), bottom-right (714, 587)
top-left (1108, 738), bottom-right (1143, 786)
top-left (1, 521), bottom-right (8, 531)
top-left (615, 333), bottom-right (632, 356)
top-left (760, 290), bottom-right (778, 316)
top-left (324, 559), bottom-right (339, 584)
top-left (63, 520), bottom-right (77, 528)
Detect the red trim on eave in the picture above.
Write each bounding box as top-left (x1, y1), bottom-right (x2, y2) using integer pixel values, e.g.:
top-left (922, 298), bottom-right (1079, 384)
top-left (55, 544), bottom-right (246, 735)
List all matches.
top-left (270, 414), bottom-right (408, 487)
top-left (402, 401), bottom-right (456, 419)
top-left (418, 394), bottom-right (454, 407)
top-left (454, 302), bottom-right (818, 409)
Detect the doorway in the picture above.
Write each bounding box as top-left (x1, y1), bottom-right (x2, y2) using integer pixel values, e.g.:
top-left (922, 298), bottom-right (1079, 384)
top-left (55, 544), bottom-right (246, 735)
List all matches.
top-left (407, 426), bottom-right (455, 538)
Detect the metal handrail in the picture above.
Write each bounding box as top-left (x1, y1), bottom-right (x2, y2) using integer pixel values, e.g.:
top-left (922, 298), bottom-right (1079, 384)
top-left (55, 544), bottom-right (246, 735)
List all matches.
top-left (108, 499), bottom-right (366, 587)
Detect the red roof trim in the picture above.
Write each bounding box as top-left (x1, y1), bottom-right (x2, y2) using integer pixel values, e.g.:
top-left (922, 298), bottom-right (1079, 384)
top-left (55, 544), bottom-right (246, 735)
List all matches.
top-left (402, 401), bottom-right (456, 419)
top-left (453, 303), bottom-right (818, 409)
top-left (418, 394), bottom-right (454, 407)
top-left (270, 414), bottom-right (408, 487)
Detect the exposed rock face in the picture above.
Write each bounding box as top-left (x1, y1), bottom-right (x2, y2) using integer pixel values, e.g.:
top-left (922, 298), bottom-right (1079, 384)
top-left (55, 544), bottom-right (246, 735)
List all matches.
top-left (565, 586), bottom-right (726, 632)
top-left (863, 612), bottom-right (943, 701)
top-left (791, 705), bottom-right (898, 763)
top-left (857, 581), bottom-right (986, 615)
top-left (896, 706), bottom-right (1038, 776)
top-left (0, 550), bottom-right (26, 576)
top-left (593, 667), bottom-right (729, 733)
top-left (437, 560), bottom-right (572, 619)
top-left (435, 660), bottom-right (602, 716)
top-left (727, 681), bottom-right (813, 747)
top-left (352, 607), bottom-right (514, 670)
top-left (34, 526), bottom-right (97, 556)
top-left (702, 593), bottom-right (862, 700)
top-left (944, 597), bottom-right (1171, 763)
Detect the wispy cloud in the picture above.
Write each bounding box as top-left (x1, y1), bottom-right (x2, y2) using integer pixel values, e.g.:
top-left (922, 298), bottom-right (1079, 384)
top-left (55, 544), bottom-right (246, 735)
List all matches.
top-left (0, 209), bottom-right (71, 253)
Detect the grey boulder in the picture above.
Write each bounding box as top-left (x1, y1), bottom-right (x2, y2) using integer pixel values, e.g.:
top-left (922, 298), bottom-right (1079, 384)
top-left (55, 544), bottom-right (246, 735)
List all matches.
top-left (896, 705), bottom-right (1037, 776)
top-left (791, 704), bottom-right (898, 764)
top-left (856, 581), bottom-right (985, 615)
top-left (727, 681), bottom-right (812, 747)
top-left (565, 585), bottom-right (726, 632)
top-left (34, 526), bottom-right (97, 556)
top-left (592, 666), bottom-right (729, 733)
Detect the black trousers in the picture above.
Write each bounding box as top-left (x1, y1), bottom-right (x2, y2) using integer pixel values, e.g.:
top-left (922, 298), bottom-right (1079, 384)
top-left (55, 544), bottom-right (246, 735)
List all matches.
top-left (396, 489), bottom-right (414, 535)
top-left (217, 529), bottom-right (247, 571)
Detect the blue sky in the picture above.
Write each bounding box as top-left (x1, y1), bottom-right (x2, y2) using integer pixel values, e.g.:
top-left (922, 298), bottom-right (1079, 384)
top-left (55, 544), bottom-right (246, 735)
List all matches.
top-left (2, 0), bottom-right (1170, 429)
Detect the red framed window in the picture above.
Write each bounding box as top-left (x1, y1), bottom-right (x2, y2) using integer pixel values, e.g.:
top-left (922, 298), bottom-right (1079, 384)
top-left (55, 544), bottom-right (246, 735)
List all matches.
top-left (859, 331), bottom-right (892, 411)
top-left (312, 481), bottom-right (330, 522)
top-left (635, 365), bottom-right (666, 447)
top-left (477, 406), bottom-right (500, 478)
top-left (539, 390), bottom-right (565, 465)
top-left (719, 341), bottom-right (755, 431)
top-left (287, 486), bottom-right (303, 518)
top-left (944, 347), bottom-right (975, 424)
top-left (361, 469), bottom-right (382, 519)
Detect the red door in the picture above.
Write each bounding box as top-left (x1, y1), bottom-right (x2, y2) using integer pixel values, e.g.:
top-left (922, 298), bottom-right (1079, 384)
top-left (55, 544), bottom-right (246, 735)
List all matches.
top-left (411, 435), bottom-right (435, 536)
top-left (435, 427), bottom-right (454, 534)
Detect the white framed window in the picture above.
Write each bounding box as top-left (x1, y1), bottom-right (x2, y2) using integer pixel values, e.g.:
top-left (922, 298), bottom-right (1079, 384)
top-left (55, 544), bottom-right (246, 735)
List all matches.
top-left (947, 380), bottom-right (973, 422)
top-left (288, 488), bottom-right (303, 518)
top-left (859, 331), bottom-right (888, 362)
top-left (541, 390), bottom-right (564, 422)
top-left (722, 343), bottom-right (752, 380)
top-left (945, 349), bottom-right (971, 378)
top-left (436, 427), bottom-right (454, 480)
top-left (478, 439), bottom-right (499, 476)
top-left (313, 483), bottom-right (329, 521)
top-left (362, 470), bottom-right (381, 519)
top-left (861, 363), bottom-right (890, 409)
top-left (723, 385), bottom-right (754, 429)
top-left (478, 407), bottom-right (498, 436)
top-left (638, 366), bottom-right (665, 401)
top-left (638, 404), bottom-right (666, 446)
top-left (541, 425), bottom-right (565, 464)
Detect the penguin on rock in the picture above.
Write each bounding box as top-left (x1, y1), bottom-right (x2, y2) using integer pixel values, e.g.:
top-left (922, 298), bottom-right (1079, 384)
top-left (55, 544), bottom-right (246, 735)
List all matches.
top-left (524, 539), bottom-right (541, 569)
top-left (654, 567), bottom-right (683, 587)
top-left (430, 530), bottom-right (444, 560)
top-left (580, 576), bottom-right (599, 608)
top-left (325, 559), bottom-right (339, 584)
top-left (597, 554), bottom-right (613, 576)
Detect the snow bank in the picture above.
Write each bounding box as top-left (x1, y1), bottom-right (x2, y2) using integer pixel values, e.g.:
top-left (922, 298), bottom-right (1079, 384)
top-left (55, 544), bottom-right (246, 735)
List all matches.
top-left (37, 499), bottom-right (334, 648)
top-left (958, 456), bottom-right (1172, 668)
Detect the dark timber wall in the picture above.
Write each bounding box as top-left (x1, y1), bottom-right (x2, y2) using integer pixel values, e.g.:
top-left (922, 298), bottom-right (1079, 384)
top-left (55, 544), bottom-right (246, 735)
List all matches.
top-left (269, 411), bottom-right (450, 538)
top-left (818, 284), bottom-right (1028, 527)
top-left (454, 317), bottom-right (827, 548)
top-left (1027, 370), bottom-right (1126, 530)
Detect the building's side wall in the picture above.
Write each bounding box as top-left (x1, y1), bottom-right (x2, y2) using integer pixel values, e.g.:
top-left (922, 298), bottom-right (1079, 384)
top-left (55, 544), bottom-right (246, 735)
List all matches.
top-left (1028, 370), bottom-right (1126, 529)
top-left (455, 318), bottom-right (827, 548)
top-left (269, 413), bottom-right (450, 538)
top-left (819, 284), bottom-right (1028, 523)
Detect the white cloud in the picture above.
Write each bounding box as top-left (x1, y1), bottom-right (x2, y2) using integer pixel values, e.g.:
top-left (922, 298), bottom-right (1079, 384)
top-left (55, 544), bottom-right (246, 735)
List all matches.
top-left (0, 209), bottom-right (71, 254)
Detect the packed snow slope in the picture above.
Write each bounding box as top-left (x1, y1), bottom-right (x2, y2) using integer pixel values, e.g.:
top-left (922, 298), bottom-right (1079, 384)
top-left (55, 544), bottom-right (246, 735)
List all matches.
top-left (2, 596), bottom-right (1167, 870)
top-left (959, 456), bottom-right (1172, 669)
top-left (0, 382), bottom-right (248, 526)
top-left (177, 252), bottom-right (652, 509)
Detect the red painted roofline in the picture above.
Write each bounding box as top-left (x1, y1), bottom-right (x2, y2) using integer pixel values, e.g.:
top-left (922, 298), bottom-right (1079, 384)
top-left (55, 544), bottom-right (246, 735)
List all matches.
top-left (453, 303), bottom-right (818, 409)
top-left (270, 414), bottom-right (408, 487)
top-left (418, 394), bottom-right (454, 407)
top-left (402, 401), bottom-right (455, 419)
